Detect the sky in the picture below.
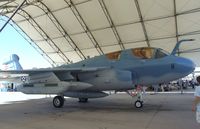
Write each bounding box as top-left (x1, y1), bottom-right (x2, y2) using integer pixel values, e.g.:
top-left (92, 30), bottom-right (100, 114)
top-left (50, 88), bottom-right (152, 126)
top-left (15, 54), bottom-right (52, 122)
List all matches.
top-left (0, 19), bottom-right (51, 69)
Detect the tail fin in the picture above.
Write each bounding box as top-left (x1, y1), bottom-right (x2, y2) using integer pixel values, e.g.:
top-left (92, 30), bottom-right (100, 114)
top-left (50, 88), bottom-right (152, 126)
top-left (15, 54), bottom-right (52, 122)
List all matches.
top-left (2, 54), bottom-right (23, 70)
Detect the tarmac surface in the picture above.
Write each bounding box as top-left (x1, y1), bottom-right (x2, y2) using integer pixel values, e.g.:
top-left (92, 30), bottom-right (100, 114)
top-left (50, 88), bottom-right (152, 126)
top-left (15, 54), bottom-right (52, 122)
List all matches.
top-left (0, 93), bottom-right (199, 129)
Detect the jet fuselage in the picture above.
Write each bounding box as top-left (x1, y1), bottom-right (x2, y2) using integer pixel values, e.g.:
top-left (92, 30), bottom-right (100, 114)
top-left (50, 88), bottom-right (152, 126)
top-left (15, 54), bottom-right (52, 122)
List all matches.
top-left (62, 48), bottom-right (195, 91)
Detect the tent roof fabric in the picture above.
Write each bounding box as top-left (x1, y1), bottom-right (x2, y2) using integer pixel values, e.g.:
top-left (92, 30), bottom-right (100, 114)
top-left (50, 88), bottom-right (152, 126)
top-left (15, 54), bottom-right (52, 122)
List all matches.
top-left (1, 0), bottom-right (200, 66)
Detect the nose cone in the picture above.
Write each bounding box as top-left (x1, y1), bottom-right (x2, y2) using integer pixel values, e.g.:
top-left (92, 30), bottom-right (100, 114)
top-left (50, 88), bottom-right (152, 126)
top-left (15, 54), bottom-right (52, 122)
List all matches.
top-left (176, 57), bottom-right (195, 76)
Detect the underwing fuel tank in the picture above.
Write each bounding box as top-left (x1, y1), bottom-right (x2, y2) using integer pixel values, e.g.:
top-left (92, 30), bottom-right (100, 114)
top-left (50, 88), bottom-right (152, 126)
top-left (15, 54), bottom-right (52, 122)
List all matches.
top-left (17, 81), bottom-right (92, 94)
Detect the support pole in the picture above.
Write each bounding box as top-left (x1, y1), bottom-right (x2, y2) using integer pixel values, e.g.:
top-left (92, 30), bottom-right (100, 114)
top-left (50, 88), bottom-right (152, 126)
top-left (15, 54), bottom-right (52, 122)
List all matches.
top-left (0, 0), bottom-right (26, 32)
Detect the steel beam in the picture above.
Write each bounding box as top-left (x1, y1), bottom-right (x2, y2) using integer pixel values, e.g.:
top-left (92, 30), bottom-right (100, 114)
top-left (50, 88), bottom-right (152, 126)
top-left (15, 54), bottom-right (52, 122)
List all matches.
top-left (1, 14), bottom-right (57, 66)
top-left (11, 19), bottom-right (57, 66)
top-left (98, 0), bottom-right (125, 50)
top-left (174, 0), bottom-right (178, 42)
top-left (32, 1), bottom-right (86, 60)
top-left (174, 0), bottom-right (179, 55)
top-left (134, 0), bottom-right (150, 47)
top-left (18, 9), bottom-right (71, 64)
top-left (14, 5), bottom-right (200, 26)
top-left (64, 0), bottom-right (104, 55)
top-left (2, 0), bottom-right (200, 58)
top-left (0, 0), bottom-right (26, 32)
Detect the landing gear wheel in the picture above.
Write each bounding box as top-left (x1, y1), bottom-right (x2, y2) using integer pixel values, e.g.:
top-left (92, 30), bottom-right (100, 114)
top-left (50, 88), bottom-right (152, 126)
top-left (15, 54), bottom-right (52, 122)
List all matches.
top-left (53, 96), bottom-right (64, 108)
top-left (78, 98), bottom-right (88, 103)
top-left (135, 100), bottom-right (143, 108)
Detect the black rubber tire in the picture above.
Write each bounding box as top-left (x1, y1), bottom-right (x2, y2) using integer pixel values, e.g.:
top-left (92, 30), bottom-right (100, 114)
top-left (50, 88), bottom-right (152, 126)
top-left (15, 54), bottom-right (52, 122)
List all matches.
top-left (135, 100), bottom-right (143, 108)
top-left (53, 96), bottom-right (64, 108)
top-left (78, 98), bottom-right (88, 103)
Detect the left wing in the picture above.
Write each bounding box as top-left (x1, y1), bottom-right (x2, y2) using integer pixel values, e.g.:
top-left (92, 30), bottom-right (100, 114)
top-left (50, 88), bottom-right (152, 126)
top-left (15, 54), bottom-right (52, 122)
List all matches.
top-left (0, 67), bottom-right (109, 93)
top-left (0, 67), bottom-right (108, 74)
top-left (0, 67), bottom-right (109, 83)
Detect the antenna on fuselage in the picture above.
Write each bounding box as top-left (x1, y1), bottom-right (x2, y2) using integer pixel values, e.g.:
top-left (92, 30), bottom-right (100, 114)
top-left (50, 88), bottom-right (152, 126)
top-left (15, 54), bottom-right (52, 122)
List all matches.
top-left (171, 39), bottom-right (195, 55)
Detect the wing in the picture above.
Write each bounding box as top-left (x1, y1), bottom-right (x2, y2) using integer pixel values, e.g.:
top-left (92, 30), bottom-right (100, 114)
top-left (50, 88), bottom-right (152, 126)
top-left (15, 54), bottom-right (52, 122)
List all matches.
top-left (0, 67), bottom-right (109, 82)
top-left (0, 67), bottom-right (109, 93)
top-left (0, 67), bottom-right (107, 74)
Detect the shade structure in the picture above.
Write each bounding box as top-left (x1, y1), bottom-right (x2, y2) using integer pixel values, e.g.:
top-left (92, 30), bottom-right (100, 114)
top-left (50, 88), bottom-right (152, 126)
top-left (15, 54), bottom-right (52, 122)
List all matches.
top-left (1, 0), bottom-right (200, 67)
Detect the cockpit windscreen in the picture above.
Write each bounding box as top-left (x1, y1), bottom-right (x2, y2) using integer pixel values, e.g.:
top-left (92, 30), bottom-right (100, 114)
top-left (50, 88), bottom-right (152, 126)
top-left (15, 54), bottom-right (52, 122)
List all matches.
top-left (132, 47), bottom-right (169, 59)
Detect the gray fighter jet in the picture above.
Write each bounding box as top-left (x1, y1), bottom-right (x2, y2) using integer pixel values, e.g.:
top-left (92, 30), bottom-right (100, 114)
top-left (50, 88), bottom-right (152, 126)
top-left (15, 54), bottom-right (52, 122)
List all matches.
top-left (0, 39), bottom-right (195, 108)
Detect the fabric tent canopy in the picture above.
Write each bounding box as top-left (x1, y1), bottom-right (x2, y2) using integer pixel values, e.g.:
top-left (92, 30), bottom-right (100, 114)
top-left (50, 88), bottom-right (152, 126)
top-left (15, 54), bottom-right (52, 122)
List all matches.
top-left (1, 0), bottom-right (200, 67)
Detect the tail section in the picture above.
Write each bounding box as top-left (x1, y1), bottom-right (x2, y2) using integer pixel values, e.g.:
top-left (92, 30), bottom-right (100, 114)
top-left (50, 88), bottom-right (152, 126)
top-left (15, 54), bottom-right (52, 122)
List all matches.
top-left (2, 54), bottom-right (23, 70)
top-left (1, 54), bottom-right (22, 92)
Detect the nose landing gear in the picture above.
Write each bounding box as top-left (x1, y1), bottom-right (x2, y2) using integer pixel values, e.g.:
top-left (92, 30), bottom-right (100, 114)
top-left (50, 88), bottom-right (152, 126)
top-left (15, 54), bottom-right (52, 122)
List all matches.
top-left (134, 100), bottom-right (143, 108)
top-left (127, 85), bottom-right (144, 108)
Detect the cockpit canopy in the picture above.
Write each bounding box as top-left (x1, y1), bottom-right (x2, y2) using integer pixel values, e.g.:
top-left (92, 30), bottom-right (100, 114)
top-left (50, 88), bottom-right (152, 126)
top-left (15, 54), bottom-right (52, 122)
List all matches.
top-left (106, 47), bottom-right (169, 60)
top-left (132, 47), bottom-right (169, 59)
top-left (106, 51), bottom-right (121, 60)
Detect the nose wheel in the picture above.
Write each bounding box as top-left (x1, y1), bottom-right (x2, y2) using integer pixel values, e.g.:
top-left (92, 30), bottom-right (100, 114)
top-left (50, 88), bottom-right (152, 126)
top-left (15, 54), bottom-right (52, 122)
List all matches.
top-left (135, 100), bottom-right (143, 108)
top-left (53, 96), bottom-right (64, 108)
top-left (126, 85), bottom-right (144, 108)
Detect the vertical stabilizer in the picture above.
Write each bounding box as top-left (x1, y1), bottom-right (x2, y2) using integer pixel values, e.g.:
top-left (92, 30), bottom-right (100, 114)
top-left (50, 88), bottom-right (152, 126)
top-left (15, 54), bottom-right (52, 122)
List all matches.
top-left (2, 54), bottom-right (23, 70)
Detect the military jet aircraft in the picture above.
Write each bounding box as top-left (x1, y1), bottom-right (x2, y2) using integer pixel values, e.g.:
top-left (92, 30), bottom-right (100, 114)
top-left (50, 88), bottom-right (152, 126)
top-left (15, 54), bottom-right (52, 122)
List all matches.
top-left (0, 39), bottom-right (195, 108)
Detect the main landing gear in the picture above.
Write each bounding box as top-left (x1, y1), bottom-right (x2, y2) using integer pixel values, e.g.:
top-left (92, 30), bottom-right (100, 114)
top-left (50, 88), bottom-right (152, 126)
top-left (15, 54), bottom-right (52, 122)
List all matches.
top-left (52, 96), bottom-right (89, 108)
top-left (53, 96), bottom-right (65, 108)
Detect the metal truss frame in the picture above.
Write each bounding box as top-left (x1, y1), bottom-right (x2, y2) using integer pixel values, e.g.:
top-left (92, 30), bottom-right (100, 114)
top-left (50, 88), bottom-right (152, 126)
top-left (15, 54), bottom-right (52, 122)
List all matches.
top-left (64, 0), bottom-right (104, 55)
top-left (32, 1), bottom-right (87, 60)
top-left (134, 0), bottom-right (150, 47)
top-left (98, 0), bottom-right (125, 50)
top-left (1, 0), bottom-right (200, 66)
top-left (0, 15), bottom-right (57, 66)
top-left (19, 9), bottom-right (72, 64)
top-left (0, 0), bottom-right (26, 32)
top-left (10, 20), bottom-right (58, 66)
